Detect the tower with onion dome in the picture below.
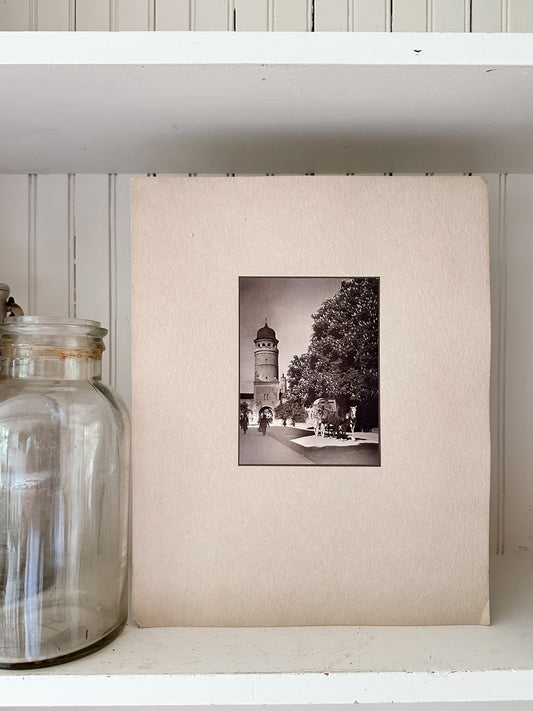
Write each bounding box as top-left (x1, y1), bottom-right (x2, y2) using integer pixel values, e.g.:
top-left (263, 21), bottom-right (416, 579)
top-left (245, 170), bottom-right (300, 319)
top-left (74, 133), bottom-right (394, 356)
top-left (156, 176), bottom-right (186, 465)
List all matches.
top-left (252, 318), bottom-right (280, 423)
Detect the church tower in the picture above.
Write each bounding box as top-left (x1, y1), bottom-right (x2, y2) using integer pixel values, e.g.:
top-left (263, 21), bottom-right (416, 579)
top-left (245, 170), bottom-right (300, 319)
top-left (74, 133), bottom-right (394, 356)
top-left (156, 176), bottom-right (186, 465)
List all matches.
top-left (253, 319), bottom-right (280, 421)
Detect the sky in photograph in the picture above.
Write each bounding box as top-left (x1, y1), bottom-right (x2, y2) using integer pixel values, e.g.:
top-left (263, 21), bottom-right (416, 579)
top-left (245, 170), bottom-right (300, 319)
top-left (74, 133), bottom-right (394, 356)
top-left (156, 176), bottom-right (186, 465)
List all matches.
top-left (239, 277), bottom-right (345, 393)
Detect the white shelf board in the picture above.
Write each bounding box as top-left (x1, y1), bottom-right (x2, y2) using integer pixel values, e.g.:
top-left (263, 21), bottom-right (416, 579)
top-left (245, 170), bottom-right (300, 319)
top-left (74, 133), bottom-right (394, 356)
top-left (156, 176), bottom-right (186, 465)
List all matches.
top-left (1, 32), bottom-right (533, 174)
top-left (2, 553), bottom-right (533, 707)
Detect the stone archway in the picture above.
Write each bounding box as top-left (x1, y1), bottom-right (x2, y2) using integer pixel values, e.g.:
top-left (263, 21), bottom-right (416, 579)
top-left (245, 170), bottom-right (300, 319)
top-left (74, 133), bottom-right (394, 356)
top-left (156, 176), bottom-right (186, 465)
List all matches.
top-left (258, 406), bottom-right (274, 421)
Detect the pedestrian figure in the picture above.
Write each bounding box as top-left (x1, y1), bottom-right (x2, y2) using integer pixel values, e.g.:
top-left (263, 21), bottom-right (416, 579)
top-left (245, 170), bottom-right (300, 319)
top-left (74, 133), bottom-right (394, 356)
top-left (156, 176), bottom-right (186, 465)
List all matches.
top-left (258, 414), bottom-right (270, 436)
top-left (240, 412), bottom-right (248, 434)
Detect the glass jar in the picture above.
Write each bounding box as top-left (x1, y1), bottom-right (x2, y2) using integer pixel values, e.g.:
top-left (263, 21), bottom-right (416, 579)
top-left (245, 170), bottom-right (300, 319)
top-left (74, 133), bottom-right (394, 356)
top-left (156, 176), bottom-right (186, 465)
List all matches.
top-left (0, 317), bottom-right (130, 668)
top-left (0, 284), bottom-right (9, 320)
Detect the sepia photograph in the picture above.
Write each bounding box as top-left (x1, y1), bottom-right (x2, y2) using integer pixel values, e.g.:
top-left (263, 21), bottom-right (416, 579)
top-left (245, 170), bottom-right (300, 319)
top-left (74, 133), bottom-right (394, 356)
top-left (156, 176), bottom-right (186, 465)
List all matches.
top-left (239, 276), bottom-right (380, 466)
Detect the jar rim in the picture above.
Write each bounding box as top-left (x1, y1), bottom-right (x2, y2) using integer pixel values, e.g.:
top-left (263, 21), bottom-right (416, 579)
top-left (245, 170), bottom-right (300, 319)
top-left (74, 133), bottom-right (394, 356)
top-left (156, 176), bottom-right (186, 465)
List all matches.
top-left (1, 315), bottom-right (107, 337)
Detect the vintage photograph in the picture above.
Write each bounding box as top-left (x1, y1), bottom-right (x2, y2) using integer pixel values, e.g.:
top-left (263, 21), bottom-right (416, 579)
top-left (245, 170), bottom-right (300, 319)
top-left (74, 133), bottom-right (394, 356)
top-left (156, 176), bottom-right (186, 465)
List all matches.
top-left (239, 276), bottom-right (380, 466)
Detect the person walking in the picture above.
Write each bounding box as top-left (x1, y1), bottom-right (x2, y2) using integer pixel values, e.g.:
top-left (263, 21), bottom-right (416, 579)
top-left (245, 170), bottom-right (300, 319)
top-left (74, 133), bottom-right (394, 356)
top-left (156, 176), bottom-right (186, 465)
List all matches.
top-left (258, 413), bottom-right (270, 436)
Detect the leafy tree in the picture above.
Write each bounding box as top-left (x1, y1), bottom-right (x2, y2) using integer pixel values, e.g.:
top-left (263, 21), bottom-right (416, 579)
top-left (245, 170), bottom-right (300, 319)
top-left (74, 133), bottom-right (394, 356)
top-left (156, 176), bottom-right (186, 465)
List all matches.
top-left (275, 399), bottom-right (307, 424)
top-left (287, 278), bottom-right (379, 428)
top-left (240, 400), bottom-right (252, 417)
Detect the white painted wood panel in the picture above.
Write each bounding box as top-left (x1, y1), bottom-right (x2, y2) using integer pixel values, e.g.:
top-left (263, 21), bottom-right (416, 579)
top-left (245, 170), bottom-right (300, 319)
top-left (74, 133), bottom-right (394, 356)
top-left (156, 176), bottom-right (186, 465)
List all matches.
top-left (4, 0), bottom-right (533, 32)
top-left (392, 0), bottom-right (427, 31)
top-left (502, 174), bottom-right (533, 554)
top-left (0, 176), bottom-right (29, 310)
top-left (76, 0), bottom-right (110, 30)
top-left (0, 0), bottom-right (29, 29)
top-left (233, 0), bottom-right (269, 30)
top-left (432, 0), bottom-right (470, 31)
top-left (36, 0), bottom-right (72, 30)
top-left (155, 0), bottom-right (189, 29)
top-left (509, 0), bottom-right (533, 31)
top-left (117, 0), bottom-right (151, 30)
top-left (194, 0), bottom-right (230, 30)
top-left (272, 0), bottom-right (310, 30)
top-left (73, 174), bottom-right (111, 384)
top-left (115, 174), bottom-right (133, 406)
top-left (472, 0), bottom-right (504, 32)
top-left (485, 173), bottom-right (504, 556)
top-left (34, 174), bottom-right (69, 317)
top-left (353, 0), bottom-right (390, 31)
top-left (315, 0), bottom-right (348, 31)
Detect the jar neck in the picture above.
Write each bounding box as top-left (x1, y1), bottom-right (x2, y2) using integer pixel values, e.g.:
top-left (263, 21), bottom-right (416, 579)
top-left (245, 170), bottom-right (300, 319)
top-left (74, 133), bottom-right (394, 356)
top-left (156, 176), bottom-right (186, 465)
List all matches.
top-left (0, 317), bottom-right (106, 381)
top-left (1, 346), bottom-right (103, 381)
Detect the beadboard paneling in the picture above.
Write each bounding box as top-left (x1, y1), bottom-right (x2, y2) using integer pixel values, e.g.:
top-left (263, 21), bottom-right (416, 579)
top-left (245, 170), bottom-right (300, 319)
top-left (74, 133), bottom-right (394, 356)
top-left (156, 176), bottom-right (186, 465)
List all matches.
top-left (502, 174), bottom-right (533, 555)
top-left (509, 0), bottom-right (533, 31)
top-left (0, 0), bottom-right (30, 30)
top-left (155, 0), bottom-right (190, 29)
top-left (73, 174), bottom-right (111, 383)
top-left (117, 0), bottom-right (151, 30)
top-left (315, 0), bottom-right (348, 31)
top-left (36, 0), bottom-right (72, 29)
top-left (486, 173), bottom-right (505, 556)
top-left (433, 0), bottom-right (470, 31)
top-left (472, 0), bottom-right (505, 31)
top-left (233, 0), bottom-right (269, 30)
top-left (391, 0), bottom-right (427, 31)
top-left (34, 174), bottom-right (69, 317)
top-left (75, 0), bottom-right (110, 30)
top-left (194, 0), bottom-right (230, 30)
top-left (0, 176), bottom-right (29, 308)
top-left (272, 0), bottom-right (311, 31)
top-left (353, 0), bottom-right (391, 31)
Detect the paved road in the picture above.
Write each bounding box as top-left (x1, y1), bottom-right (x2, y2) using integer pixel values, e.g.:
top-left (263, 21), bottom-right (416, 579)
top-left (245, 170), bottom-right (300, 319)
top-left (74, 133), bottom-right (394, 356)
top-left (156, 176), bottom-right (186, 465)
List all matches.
top-left (239, 428), bottom-right (310, 465)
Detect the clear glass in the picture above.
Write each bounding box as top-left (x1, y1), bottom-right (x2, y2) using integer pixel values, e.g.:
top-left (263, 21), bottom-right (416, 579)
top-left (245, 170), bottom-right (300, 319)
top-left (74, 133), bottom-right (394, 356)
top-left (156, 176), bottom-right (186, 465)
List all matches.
top-left (0, 317), bottom-right (130, 668)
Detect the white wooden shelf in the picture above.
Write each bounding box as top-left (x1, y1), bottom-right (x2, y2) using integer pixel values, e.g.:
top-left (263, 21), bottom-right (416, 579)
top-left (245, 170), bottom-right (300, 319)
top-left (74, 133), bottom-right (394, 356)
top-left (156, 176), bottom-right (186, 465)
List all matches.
top-left (2, 27), bottom-right (533, 709)
top-left (1, 32), bottom-right (533, 174)
top-left (1, 553), bottom-right (533, 708)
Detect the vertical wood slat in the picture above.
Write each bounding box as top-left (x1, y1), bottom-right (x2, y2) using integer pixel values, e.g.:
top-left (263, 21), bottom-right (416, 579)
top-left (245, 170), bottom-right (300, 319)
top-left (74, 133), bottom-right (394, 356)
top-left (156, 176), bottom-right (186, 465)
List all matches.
top-left (36, 0), bottom-right (72, 29)
top-left (75, 0), bottom-right (110, 30)
top-left (35, 175), bottom-right (70, 317)
top-left (194, 0), bottom-right (230, 30)
top-left (352, 0), bottom-right (391, 31)
top-left (392, 0), bottom-right (470, 32)
top-left (28, 175), bottom-right (37, 314)
top-left (501, 175), bottom-right (533, 554)
top-left (117, 0), bottom-right (151, 30)
top-left (233, 0), bottom-right (269, 30)
top-left (508, 0), bottom-right (533, 31)
top-left (155, 0), bottom-right (190, 29)
top-left (0, 176), bottom-right (29, 310)
top-left (74, 175), bottom-right (111, 384)
top-left (315, 0), bottom-right (348, 31)
top-left (108, 174), bottom-right (118, 389)
top-left (472, 0), bottom-right (504, 31)
top-left (68, 174), bottom-right (76, 318)
top-left (115, 175), bottom-right (136, 407)
top-left (484, 174), bottom-right (505, 556)
top-left (272, 0), bottom-right (311, 30)
top-left (391, 0), bottom-right (427, 31)
top-left (432, 0), bottom-right (470, 31)
top-left (0, 0), bottom-right (30, 29)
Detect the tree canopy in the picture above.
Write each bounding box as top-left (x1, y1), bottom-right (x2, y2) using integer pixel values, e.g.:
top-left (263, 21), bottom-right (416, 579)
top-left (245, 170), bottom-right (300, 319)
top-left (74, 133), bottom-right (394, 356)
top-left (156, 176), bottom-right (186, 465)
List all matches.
top-left (286, 278), bottom-right (379, 426)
